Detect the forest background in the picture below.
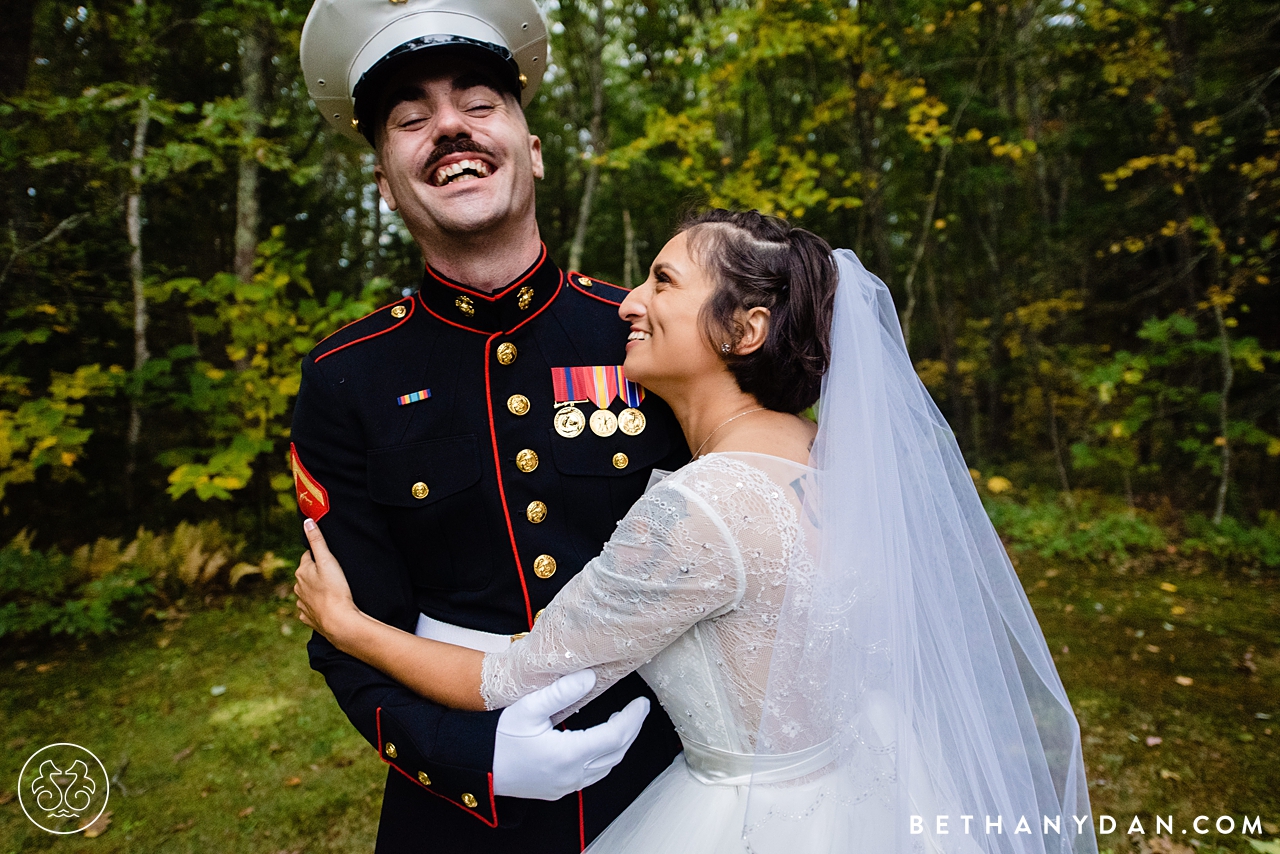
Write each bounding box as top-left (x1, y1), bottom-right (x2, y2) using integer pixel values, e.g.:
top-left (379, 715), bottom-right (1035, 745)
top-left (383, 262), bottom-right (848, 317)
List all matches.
top-left (0, 0), bottom-right (1278, 850)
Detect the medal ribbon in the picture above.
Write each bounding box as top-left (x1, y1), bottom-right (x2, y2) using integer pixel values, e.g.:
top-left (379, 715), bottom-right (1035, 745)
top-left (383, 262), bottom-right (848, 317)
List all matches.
top-left (618, 367), bottom-right (645, 407)
top-left (552, 366), bottom-right (644, 407)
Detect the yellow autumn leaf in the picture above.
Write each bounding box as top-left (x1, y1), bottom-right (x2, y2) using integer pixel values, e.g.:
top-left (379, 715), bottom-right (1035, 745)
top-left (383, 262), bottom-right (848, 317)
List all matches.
top-left (1160, 582), bottom-right (1178, 592)
top-left (986, 476), bottom-right (1013, 494)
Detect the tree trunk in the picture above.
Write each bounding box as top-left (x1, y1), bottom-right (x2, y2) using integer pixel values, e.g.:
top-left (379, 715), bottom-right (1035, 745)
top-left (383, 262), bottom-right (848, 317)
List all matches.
top-left (124, 93), bottom-right (152, 517)
top-left (234, 23), bottom-right (265, 283)
top-left (567, 0), bottom-right (608, 274)
top-left (1211, 302), bottom-right (1233, 526)
top-left (622, 207), bottom-right (638, 289)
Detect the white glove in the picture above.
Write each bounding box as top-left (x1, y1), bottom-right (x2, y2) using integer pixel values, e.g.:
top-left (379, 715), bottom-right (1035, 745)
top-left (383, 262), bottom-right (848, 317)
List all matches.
top-left (491, 669), bottom-right (650, 801)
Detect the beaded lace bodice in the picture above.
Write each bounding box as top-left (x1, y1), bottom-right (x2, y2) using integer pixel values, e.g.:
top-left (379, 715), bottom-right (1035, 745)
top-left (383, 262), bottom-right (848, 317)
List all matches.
top-left (481, 452), bottom-right (814, 753)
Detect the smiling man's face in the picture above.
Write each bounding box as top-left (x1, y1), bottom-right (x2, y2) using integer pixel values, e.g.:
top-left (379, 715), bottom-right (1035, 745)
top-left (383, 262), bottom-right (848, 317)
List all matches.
top-left (373, 57), bottom-right (543, 245)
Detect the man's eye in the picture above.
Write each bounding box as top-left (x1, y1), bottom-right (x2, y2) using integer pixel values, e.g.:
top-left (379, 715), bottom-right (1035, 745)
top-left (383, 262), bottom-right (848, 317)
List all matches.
top-left (396, 115), bottom-right (429, 129)
top-left (466, 104), bottom-right (496, 113)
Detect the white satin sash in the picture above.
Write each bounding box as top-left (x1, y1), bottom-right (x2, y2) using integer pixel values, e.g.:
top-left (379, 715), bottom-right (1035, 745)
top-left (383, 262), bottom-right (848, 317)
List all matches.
top-left (681, 738), bottom-right (835, 787)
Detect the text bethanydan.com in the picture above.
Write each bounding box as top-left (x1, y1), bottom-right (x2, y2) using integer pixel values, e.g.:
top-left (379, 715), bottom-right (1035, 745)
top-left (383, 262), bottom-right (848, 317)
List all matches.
top-left (911, 814), bottom-right (1265, 837)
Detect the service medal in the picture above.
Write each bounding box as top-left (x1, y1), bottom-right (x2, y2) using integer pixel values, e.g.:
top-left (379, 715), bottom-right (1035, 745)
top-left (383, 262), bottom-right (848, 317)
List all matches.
top-left (618, 407), bottom-right (646, 436)
top-left (590, 408), bottom-right (619, 437)
top-left (554, 405), bottom-right (586, 438)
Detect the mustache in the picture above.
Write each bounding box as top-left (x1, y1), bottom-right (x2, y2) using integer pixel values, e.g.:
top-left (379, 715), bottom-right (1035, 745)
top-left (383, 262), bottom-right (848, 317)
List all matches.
top-left (423, 138), bottom-right (495, 173)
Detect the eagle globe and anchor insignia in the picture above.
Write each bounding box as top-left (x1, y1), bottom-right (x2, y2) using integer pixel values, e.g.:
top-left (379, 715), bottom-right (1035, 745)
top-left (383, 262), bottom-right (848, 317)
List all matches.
top-left (17, 742), bottom-right (111, 835)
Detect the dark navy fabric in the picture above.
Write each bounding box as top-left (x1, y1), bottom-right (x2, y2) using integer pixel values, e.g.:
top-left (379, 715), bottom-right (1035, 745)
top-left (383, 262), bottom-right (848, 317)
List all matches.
top-left (292, 250), bottom-right (686, 852)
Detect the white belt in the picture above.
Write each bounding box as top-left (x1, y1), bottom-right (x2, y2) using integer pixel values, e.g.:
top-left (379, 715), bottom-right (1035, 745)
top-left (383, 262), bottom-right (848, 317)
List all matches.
top-left (414, 613), bottom-right (522, 654)
top-left (681, 738), bottom-right (836, 787)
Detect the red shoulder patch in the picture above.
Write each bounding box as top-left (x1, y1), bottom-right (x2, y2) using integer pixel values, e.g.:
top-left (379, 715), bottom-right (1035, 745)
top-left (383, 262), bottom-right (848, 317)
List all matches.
top-left (291, 443), bottom-right (330, 522)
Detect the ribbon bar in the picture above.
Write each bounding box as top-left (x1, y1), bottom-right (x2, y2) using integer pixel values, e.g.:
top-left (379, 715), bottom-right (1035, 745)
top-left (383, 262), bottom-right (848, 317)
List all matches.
top-left (552, 366), bottom-right (645, 408)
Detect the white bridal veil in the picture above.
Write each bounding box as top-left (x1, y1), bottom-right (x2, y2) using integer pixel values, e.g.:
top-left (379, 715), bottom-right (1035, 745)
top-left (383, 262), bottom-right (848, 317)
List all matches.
top-left (744, 249), bottom-right (1098, 854)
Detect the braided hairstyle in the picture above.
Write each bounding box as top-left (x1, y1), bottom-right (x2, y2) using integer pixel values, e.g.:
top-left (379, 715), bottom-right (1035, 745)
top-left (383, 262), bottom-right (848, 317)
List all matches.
top-left (680, 209), bottom-right (837, 413)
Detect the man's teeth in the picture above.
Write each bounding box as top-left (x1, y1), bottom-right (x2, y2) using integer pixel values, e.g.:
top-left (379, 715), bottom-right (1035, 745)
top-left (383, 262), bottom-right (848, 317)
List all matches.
top-left (628, 331), bottom-right (650, 341)
top-left (432, 159), bottom-right (492, 186)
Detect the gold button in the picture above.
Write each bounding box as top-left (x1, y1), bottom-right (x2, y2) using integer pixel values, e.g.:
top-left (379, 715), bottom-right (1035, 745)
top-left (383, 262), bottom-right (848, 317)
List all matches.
top-left (417, 771), bottom-right (431, 786)
top-left (612, 453), bottom-right (629, 469)
top-left (517, 286), bottom-right (534, 310)
top-left (411, 482), bottom-right (429, 500)
top-left (496, 342), bottom-right (517, 365)
top-left (533, 554), bottom-right (557, 579)
top-left (507, 394), bottom-right (530, 416)
top-left (462, 793), bottom-right (479, 809)
top-left (534, 608), bottom-right (545, 623)
top-left (391, 305), bottom-right (407, 319)
top-left (515, 449), bottom-right (539, 473)
top-left (526, 501), bottom-right (547, 524)
top-left (455, 295), bottom-right (475, 317)
top-left (519, 73), bottom-right (529, 89)
top-left (385, 743), bottom-right (397, 759)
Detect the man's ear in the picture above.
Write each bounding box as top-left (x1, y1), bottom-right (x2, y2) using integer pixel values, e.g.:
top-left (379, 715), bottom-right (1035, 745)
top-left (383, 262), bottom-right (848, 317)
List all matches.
top-left (373, 160), bottom-right (398, 212)
top-left (734, 307), bottom-right (771, 356)
top-left (529, 134), bottom-right (544, 180)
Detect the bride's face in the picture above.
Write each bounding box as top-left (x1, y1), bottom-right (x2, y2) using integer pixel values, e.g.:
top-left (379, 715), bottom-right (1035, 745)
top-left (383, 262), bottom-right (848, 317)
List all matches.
top-left (618, 231), bottom-right (723, 394)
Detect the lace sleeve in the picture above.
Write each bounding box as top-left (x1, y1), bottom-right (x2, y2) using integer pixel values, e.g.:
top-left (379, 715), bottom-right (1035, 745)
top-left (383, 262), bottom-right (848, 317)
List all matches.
top-left (480, 474), bottom-right (745, 721)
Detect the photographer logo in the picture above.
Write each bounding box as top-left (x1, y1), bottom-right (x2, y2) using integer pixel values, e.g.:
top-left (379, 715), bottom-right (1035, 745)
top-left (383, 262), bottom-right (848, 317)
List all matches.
top-left (17, 742), bottom-right (110, 835)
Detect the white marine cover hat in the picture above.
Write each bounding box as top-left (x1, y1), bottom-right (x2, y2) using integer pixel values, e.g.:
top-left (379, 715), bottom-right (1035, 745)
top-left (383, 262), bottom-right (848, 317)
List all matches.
top-left (300, 0), bottom-right (549, 145)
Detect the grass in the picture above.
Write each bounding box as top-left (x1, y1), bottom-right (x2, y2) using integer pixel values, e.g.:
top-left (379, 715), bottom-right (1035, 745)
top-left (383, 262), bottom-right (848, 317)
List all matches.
top-left (0, 552), bottom-right (1277, 853)
top-left (0, 594), bottom-right (384, 853)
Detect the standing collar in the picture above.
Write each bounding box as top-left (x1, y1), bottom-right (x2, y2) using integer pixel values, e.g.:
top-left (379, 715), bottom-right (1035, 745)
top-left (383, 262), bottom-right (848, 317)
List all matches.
top-left (416, 244), bottom-right (562, 334)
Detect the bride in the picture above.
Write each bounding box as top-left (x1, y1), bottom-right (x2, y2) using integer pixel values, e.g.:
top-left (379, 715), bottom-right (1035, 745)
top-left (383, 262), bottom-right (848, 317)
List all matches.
top-left (294, 209), bottom-right (1098, 854)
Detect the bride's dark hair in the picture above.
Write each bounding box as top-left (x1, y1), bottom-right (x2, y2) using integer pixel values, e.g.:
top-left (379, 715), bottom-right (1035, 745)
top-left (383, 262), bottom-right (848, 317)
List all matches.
top-left (680, 209), bottom-right (837, 413)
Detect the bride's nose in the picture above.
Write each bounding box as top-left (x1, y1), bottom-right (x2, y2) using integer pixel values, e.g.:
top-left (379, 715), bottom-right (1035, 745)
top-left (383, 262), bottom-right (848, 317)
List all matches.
top-left (619, 284), bottom-right (648, 323)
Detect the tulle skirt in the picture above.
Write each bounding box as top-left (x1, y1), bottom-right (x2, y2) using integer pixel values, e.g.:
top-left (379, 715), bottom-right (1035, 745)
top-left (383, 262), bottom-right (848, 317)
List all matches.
top-left (584, 752), bottom-right (874, 854)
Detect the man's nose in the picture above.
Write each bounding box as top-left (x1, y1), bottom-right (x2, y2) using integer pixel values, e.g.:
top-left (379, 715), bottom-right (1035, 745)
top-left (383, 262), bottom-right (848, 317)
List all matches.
top-left (433, 101), bottom-right (471, 141)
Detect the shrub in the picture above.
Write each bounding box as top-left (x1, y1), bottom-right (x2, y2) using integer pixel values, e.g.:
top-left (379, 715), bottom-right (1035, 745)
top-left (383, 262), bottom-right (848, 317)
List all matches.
top-left (983, 492), bottom-right (1167, 564)
top-left (1182, 511), bottom-right (1280, 572)
top-left (0, 523), bottom-right (288, 639)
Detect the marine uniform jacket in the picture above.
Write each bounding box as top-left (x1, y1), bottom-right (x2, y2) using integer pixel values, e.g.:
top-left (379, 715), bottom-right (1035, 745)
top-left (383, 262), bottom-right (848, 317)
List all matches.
top-left (291, 246), bottom-right (686, 853)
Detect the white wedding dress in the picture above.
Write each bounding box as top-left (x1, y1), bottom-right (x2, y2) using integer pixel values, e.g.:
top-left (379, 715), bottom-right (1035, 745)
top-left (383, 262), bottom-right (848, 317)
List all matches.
top-left (482, 451), bottom-right (947, 854)
top-left (480, 249), bottom-right (1096, 854)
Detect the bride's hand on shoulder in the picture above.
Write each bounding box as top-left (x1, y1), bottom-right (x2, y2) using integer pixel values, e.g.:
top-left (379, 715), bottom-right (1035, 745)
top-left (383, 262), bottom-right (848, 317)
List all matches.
top-left (294, 519), bottom-right (363, 648)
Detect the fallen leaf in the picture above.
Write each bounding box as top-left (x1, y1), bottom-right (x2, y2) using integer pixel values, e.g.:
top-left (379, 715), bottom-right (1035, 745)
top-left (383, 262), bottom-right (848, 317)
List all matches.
top-left (210, 685), bottom-right (227, 697)
top-left (1263, 822), bottom-right (1279, 834)
top-left (1145, 736), bottom-right (1162, 747)
top-left (1146, 644), bottom-right (1160, 653)
top-left (7, 736), bottom-right (29, 750)
top-left (82, 810), bottom-right (112, 838)
top-left (1159, 769), bottom-right (1181, 780)
top-left (1247, 840), bottom-right (1280, 854)
top-left (1174, 675), bottom-right (1193, 686)
top-left (238, 806), bottom-right (255, 818)
top-left (280, 622), bottom-right (294, 636)
top-left (1063, 604), bottom-right (1074, 613)
top-left (1160, 582), bottom-right (1178, 593)
top-left (0, 791), bottom-right (14, 805)
top-left (170, 818), bottom-right (196, 832)
top-left (172, 746), bottom-right (194, 763)
top-left (35, 662), bottom-right (59, 673)
top-left (309, 763), bottom-right (321, 771)
top-left (1170, 605), bottom-right (1186, 616)
top-left (157, 637), bottom-right (171, 649)
top-left (284, 776), bottom-right (302, 787)
top-left (13, 661), bottom-right (27, 670)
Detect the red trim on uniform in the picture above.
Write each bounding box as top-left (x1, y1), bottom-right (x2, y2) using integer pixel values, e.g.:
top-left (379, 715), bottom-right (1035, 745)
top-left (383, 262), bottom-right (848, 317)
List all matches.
top-left (314, 297), bottom-right (415, 363)
top-left (416, 293), bottom-right (492, 336)
top-left (424, 244), bottom-right (548, 302)
top-left (503, 268), bottom-right (563, 335)
top-left (568, 273), bottom-right (628, 307)
top-left (290, 443), bottom-right (330, 522)
top-left (578, 789), bottom-right (586, 851)
top-left (484, 333), bottom-right (535, 629)
top-left (375, 707), bottom-right (500, 828)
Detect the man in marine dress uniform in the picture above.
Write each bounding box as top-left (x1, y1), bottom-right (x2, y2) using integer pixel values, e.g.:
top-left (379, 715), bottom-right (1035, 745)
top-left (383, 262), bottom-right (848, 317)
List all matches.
top-left (290, 1), bottom-right (685, 851)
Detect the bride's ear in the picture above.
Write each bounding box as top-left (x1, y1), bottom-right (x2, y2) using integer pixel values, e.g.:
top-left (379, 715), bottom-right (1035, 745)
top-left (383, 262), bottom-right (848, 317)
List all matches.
top-left (732, 306), bottom-right (771, 356)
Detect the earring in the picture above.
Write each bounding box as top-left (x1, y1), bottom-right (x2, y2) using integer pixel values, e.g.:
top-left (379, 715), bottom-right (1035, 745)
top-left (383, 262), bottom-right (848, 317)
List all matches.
top-left (720, 342), bottom-right (732, 354)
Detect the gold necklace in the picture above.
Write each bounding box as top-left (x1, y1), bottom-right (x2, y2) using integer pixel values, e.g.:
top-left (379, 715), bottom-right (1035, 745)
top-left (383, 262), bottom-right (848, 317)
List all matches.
top-left (692, 407), bottom-right (767, 459)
